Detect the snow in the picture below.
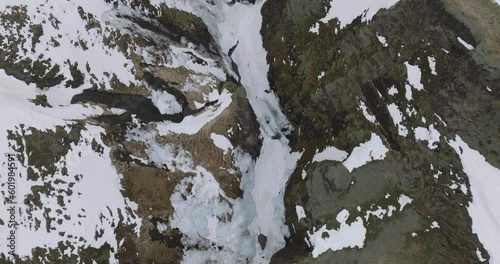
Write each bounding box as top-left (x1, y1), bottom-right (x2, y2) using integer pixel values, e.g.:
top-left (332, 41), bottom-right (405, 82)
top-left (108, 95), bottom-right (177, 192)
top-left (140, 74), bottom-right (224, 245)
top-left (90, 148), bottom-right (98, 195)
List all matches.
top-left (405, 62), bottom-right (424, 91)
top-left (312, 146), bottom-right (348, 163)
top-left (460, 183), bottom-right (468, 195)
top-left (477, 248), bottom-right (486, 262)
top-left (0, 0), bottom-right (307, 262)
top-left (216, 1), bottom-right (292, 138)
top-left (434, 114), bottom-right (447, 127)
top-left (166, 141), bottom-right (301, 262)
top-left (398, 194), bottom-right (413, 210)
top-left (143, 1), bottom-right (304, 262)
top-left (377, 33), bottom-right (388, 47)
top-left (169, 166), bottom-right (255, 263)
top-left (0, 0), bottom-right (139, 93)
top-left (2, 5), bottom-right (178, 259)
top-left (301, 169), bottom-right (308, 180)
top-left (0, 5), bottom-right (236, 260)
top-left (126, 129), bottom-right (195, 173)
top-left (387, 103), bottom-right (408, 137)
top-left (248, 137), bottom-right (302, 260)
top-left (359, 100), bottom-right (377, 123)
top-left (166, 46), bottom-right (227, 80)
top-left (388, 85), bottom-right (398, 96)
top-left (210, 133), bottom-right (233, 154)
top-left (0, 70), bottom-right (140, 260)
top-left (0, 1), bottom-right (248, 258)
top-left (141, 141), bottom-right (260, 263)
top-left (296, 205), bottom-right (306, 220)
top-left (387, 205), bottom-right (397, 216)
top-left (405, 84), bottom-right (413, 100)
top-left (110, 107), bottom-right (127, 115)
top-left (214, 2), bottom-right (304, 261)
top-left (156, 89), bottom-right (233, 135)
top-left (0, 70), bottom-right (141, 260)
top-left (457, 37), bottom-right (474, 50)
top-left (449, 135), bottom-right (500, 264)
top-left (318, 71), bottom-right (326, 80)
top-left (431, 167), bottom-right (441, 179)
top-left (406, 106), bottom-right (417, 117)
top-left (320, 0), bottom-right (400, 29)
top-left (366, 207), bottom-right (388, 220)
top-left (343, 133), bottom-right (389, 172)
top-left (308, 209), bottom-right (366, 257)
top-left (365, 194), bottom-right (411, 221)
top-left (310, 23), bottom-right (320, 34)
top-left (414, 124), bottom-right (441, 150)
top-left (20, 126), bottom-right (141, 260)
top-left (428, 56), bottom-right (437, 75)
top-left (150, 90), bottom-right (182, 115)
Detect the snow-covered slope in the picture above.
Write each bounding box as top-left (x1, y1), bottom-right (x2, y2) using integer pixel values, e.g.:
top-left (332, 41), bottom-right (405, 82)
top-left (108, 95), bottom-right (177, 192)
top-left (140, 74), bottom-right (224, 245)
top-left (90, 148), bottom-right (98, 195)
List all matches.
top-left (0, 1), bottom-right (143, 261)
top-left (0, 0), bottom-right (301, 263)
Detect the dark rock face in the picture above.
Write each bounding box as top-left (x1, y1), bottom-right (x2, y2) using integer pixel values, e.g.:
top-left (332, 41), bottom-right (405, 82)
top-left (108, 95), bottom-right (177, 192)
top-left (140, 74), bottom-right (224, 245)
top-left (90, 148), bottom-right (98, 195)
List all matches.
top-left (261, 0), bottom-right (500, 262)
top-left (228, 0), bottom-right (257, 6)
top-left (258, 234), bottom-right (268, 250)
top-left (232, 86), bottom-right (263, 159)
top-left (107, 0), bottom-right (217, 54)
top-left (71, 90), bottom-right (181, 123)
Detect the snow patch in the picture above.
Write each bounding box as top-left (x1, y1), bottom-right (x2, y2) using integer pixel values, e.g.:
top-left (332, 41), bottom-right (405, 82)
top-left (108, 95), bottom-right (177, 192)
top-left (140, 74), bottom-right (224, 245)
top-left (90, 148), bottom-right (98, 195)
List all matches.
top-left (449, 136), bottom-right (500, 263)
top-left (343, 133), bottom-right (389, 172)
top-left (169, 166), bottom-right (254, 263)
top-left (405, 84), bottom-right (413, 100)
top-left (0, 124), bottom-right (141, 260)
top-left (388, 85), bottom-right (398, 96)
top-left (318, 71), bottom-right (326, 80)
top-left (387, 103), bottom-right (408, 137)
top-left (477, 248), bottom-right (486, 262)
top-left (320, 0), bottom-right (400, 29)
top-left (308, 209), bottom-right (366, 258)
top-left (313, 146), bottom-right (348, 163)
top-left (210, 133), bottom-right (234, 154)
top-left (405, 62), bottom-right (424, 91)
top-left (377, 33), bottom-right (388, 47)
top-left (359, 100), bottom-right (377, 123)
top-left (296, 205), bottom-right (306, 220)
top-left (156, 89), bottom-right (232, 135)
top-left (428, 56), bottom-right (437, 75)
top-left (398, 194), bottom-right (413, 210)
top-left (110, 107), bottom-right (127, 115)
top-left (414, 124), bottom-right (441, 150)
top-left (150, 90), bottom-right (182, 115)
top-left (365, 194), bottom-right (411, 221)
top-left (457, 37), bottom-right (474, 50)
top-left (310, 22), bottom-right (320, 34)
